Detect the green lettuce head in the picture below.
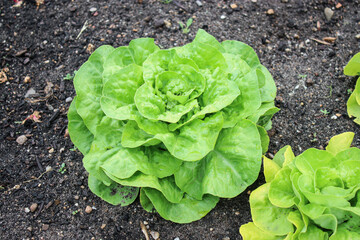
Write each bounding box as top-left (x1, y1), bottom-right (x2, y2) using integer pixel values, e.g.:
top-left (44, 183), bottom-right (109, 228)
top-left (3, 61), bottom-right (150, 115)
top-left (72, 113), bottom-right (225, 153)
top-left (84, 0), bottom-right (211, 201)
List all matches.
top-left (345, 52), bottom-right (360, 125)
top-left (240, 132), bottom-right (360, 239)
top-left (68, 29), bottom-right (278, 223)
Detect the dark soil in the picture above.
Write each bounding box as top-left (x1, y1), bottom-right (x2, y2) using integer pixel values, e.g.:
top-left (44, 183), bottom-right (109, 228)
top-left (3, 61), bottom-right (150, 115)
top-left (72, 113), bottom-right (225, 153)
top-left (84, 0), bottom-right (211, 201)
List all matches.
top-left (1, 0), bottom-right (360, 239)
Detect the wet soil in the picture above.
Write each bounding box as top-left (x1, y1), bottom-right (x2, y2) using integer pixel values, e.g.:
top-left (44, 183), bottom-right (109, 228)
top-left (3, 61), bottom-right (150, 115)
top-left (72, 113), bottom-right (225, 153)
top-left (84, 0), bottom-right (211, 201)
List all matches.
top-left (1, 0), bottom-right (360, 239)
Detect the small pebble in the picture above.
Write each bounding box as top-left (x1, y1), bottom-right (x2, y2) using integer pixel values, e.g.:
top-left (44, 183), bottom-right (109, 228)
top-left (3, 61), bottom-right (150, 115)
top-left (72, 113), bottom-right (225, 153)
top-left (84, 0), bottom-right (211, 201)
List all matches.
top-left (266, 9), bottom-right (275, 15)
top-left (195, 0), bottom-right (202, 6)
top-left (150, 231), bottom-right (160, 240)
top-left (16, 135), bottom-right (28, 145)
top-left (25, 207), bottom-right (30, 213)
top-left (324, 7), bottom-right (334, 21)
top-left (74, 195), bottom-right (79, 200)
top-left (89, 7), bottom-right (97, 13)
top-left (230, 3), bottom-right (237, 9)
top-left (85, 205), bottom-right (92, 214)
top-left (220, 15), bottom-right (226, 19)
top-left (48, 148), bottom-right (54, 153)
top-left (65, 97), bottom-right (73, 103)
top-left (164, 20), bottom-right (171, 28)
top-left (356, 34), bottom-right (360, 39)
top-left (45, 166), bottom-right (52, 172)
top-left (30, 203), bottom-right (38, 212)
top-left (27, 226), bottom-right (33, 232)
top-left (222, 237), bottom-right (230, 240)
top-left (64, 128), bottom-right (69, 138)
top-left (24, 58), bottom-right (30, 65)
top-left (101, 223), bottom-right (106, 229)
top-left (42, 224), bottom-right (49, 231)
top-left (24, 76), bottom-right (31, 83)
top-left (174, 238), bottom-right (180, 240)
top-left (25, 88), bottom-right (37, 98)
top-left (306, 79), bottom-right (314, 86)
top-left (331, 115), bottom-right (337, 120)
top-left (154, 19), bottom-right (165, 28)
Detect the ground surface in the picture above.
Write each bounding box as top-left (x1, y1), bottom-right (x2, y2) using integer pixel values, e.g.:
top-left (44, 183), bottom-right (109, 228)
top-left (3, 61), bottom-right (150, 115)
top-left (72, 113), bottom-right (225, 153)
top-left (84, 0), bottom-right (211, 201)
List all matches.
top-left (1, 0), bottom-right (360, 239)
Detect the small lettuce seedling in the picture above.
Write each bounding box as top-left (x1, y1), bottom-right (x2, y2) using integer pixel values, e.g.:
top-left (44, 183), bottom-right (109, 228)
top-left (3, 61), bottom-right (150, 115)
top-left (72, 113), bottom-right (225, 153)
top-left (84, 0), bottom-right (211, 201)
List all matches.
top-left (178, 18), bottom-right (193, 34)
top-left (68, 29), bottom-right (278, 223)
top-left (240, 132), bottom-right (360, 239)
top-left (345, 52), bottom-right (360, 125)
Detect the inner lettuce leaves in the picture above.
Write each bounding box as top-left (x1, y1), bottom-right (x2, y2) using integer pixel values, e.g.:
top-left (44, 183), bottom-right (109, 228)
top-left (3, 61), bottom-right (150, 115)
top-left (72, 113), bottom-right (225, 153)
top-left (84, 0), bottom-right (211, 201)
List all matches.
top-left (345, 52), bottom-right (360, 125)
top-left (68, 29), bottom-right (278, 223)
top-left (240, 132), bottom-right (360, 239)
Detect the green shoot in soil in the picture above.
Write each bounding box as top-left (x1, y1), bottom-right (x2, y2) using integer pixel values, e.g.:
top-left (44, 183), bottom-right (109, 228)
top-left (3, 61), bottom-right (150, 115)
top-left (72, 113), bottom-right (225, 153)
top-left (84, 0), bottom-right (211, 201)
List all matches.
top-left (320, 109), bottom-right (330, 115)
top-left (179, 18), bottom-right (193, 34)
top-left (59, 163), bottom-right (66, 174)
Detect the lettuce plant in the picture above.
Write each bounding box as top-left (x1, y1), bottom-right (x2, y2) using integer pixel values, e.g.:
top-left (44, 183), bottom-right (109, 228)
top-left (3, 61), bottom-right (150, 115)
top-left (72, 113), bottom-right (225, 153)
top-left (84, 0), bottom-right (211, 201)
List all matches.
top-left (345, 52), bottom-right (360, 125)
top-left (68, 29), bottom-right (278, 223)
top-left (240, 132), bottom-right (360, 239)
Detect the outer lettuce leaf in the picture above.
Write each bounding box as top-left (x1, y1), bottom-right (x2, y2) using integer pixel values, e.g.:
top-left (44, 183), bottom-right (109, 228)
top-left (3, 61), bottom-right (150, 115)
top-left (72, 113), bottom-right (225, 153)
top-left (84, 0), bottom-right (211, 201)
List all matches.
top-left (102, 38), bottom-right (159, 82)
top-left (250, 184), bottom-right (294, 235)
top-left (269, 166), bottom-right (296, 208)
top-left (344, 52), bottom-right (360, 76)
top-left (256, 65), bottom-right (277, 103)
top-left (193, 29), bottom-right (225, 53)
top-left (240, 222), bottom-right (284, 240)
top-left (88, 174), bottom-right (138, 206)
top-left (107, 173), bottom-right (184, 203)
top-left (85, 145), bottom-right (182, 180)
top-left (345, 52), bottom-right (360, 124)
top-left (347, 80), bottom-right (360, 124)
top-left (74, 45), bottom-right (114, 134)
top-left (174, 119), bottom-right (262, 199)
top-left (67, 97), bottom-right (94, 155)
top-left (91, 116), bottom-right (124, 150)
top-left (222, 40), bottom-right (260, 68)
top-left (325, 132), bottom-right (355, 156)
top-left (141, 187), bottom-right (219, 224)
top-left (264, 156), bottom-right (281, 183)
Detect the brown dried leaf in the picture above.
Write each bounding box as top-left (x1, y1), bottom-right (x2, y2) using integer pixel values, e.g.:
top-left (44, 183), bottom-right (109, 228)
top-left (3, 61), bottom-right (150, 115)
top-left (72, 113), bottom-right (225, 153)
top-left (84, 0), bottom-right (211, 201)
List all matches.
top-left (0, 71), bottom-right (8, 83)
top-left (22, 111), bottom-right (42, 124)
top-left (44, 81), bottom-right (54, 95)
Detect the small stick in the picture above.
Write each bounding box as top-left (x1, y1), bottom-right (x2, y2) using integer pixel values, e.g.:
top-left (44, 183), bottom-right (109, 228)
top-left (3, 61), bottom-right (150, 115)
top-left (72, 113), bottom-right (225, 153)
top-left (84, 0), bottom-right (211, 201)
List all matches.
top-left (34, 202), bottom-right (44, 219)
top-left (172, 0), bottom-right (189, 12)
top-left (310, 38), bottom-right (330, 45)
top-left (140, 221), bottom-right (150, 240)
top-left (76, 20), bottom-right (89, 40)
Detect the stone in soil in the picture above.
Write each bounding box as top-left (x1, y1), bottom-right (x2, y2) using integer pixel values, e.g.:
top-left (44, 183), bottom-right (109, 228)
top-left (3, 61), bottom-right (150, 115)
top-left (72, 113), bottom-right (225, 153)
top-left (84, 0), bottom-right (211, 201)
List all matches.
top-left (16, 135), bottom-right (27, 145)
top-left (85, 205), bottom-right (92, 213)
top-left (42, 224), bottom-right (49, 231)
top-left (25, 88), bottom-right (37, 98)
top-left (30, 203), bottom-right (38, 212)
top-left (324, 7), bottom-right (334, 21)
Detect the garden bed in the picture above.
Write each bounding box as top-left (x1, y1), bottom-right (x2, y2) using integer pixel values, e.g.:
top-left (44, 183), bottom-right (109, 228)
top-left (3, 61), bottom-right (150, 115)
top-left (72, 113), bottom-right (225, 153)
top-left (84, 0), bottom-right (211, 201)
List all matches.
top-left (1, 0), bottom-right (359, 239)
